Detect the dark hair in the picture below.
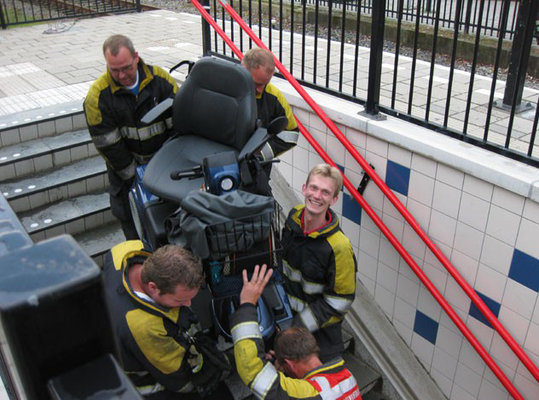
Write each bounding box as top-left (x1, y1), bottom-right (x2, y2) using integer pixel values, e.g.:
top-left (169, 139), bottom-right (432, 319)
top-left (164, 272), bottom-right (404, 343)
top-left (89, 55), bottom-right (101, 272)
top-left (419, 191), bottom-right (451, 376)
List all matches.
top-left (274, 327), bottom-right (319, 362)
top-left (241, 47), bottom-right (275, 72)
top-left (141, 245), bottom-right (204, 294)
top-left (103, 34), bottom-right (136, 57)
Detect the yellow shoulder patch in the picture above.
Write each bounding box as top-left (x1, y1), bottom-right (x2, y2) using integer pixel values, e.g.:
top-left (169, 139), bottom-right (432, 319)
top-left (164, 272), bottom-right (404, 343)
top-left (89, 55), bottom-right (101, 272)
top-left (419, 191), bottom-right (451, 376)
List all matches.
top-left (84, 74), bottom-right (110, 126)
top-left (126, 309), bottom-right (186, 374)
top-left (111, 240), bottom-right (144, 271)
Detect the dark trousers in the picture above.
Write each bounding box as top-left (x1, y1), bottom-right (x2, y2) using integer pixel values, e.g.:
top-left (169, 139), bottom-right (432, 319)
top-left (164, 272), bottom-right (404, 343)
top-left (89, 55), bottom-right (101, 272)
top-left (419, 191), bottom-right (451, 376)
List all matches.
top-left (108, 168), bottom-right (139, 240)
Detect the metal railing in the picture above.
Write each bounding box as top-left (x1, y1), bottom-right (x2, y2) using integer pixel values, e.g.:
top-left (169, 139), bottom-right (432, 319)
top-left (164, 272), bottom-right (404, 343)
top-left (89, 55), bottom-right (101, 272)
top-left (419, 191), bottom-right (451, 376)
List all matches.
top-left (0, 0), bottom-right (142, 29)
top-left (309, 0), bottom-right (522, 39)
top-left (207, 0), bottom-right (539, 167)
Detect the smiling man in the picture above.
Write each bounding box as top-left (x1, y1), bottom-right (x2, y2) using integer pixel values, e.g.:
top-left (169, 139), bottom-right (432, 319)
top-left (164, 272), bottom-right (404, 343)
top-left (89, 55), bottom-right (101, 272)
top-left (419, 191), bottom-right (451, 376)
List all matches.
top-left (281, 164), bottom-right (357, 362)
top-left (103, 241), bottom-right (226, 398)
top-left (84, 35), bottom-right (178, 240)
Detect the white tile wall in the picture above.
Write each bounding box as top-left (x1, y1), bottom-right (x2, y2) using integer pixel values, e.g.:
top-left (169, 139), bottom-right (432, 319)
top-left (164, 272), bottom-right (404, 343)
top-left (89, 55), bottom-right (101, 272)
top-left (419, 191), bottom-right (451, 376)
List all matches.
top-left (459, 192), bottom-right (490, 232)
top-left (287, 105), bottom-right (539, 399)
top-left (485, 205), bottom-right (520, 246)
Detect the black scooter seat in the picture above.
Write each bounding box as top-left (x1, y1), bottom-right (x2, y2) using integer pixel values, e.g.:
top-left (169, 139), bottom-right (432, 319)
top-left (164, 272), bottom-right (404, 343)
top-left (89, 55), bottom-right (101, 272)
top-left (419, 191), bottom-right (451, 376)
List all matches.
top-left (143, 135), bottom-right (237, 203)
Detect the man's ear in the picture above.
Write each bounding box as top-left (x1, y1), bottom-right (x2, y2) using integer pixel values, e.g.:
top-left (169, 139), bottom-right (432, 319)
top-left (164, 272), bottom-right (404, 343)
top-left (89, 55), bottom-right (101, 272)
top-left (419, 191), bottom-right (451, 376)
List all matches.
top-left (283, 359), bottom-right (298, 378)
top-left (147, 281), bottom-right (159, 296)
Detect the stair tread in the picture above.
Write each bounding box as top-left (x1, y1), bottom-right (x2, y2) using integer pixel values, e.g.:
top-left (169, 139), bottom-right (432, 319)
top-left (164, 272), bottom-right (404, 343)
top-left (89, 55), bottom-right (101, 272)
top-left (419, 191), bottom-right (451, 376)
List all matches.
top-left (74, 221), bottom-right (125, 259)
top-left (19, 192), bottom-right (109, 233)
top-left (1, 156), bottom-right (106, 200)
top-left (343, 351), bottom-right (381, 394)
top-left (0, 128), bottom-right (90, 166)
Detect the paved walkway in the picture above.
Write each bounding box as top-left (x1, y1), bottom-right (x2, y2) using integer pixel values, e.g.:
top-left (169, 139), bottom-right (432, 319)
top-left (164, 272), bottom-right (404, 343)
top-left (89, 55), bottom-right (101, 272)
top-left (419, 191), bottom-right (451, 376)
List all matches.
top-left (0, 10), bottom-right (203, 123)
top-left (0, 8), bottom-right (537, 159)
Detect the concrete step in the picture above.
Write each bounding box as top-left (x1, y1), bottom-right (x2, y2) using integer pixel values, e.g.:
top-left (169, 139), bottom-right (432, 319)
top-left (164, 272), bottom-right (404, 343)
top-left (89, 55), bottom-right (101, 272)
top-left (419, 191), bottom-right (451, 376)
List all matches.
top-left (18, 192), bottom-right (113, 243)
top-left (0, 101), bottom-right (86, 146)
top-left (1, 156), bottom-right (107, 213)
top-left (73, 220), bottom-right (125, 267)
top-left (0, 128), bottom-right (95, 181)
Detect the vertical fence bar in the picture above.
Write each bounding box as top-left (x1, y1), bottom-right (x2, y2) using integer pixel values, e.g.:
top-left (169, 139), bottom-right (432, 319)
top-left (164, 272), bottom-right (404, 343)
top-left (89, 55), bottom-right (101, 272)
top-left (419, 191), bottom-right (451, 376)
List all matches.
top-left (313, 0), bottom-right (319, 84)
top-left (290, 0), bottom-right (295, 75)
top-left (202, 0), bottom-right (212, 55)
top-left (390, 0), bottom-right (403, 109)
top-left (338, 0), bottom-right (346, 92)
top-left (301, 0), bottom-right (307, 80)
top-left (425, 0), bottom-right (442, 122)
top-left (406, 0), bottom-right (421, 115)
top-left (365, 0), bottom-right (384, 114)
top-left (352, 0), bottom-right (361, 97)
top-left (462, 0), bottom-right (485, 134)
top-left (325, 0), bottom-right (333, 88)
top-left (443, 0), bottom-right (462, 127)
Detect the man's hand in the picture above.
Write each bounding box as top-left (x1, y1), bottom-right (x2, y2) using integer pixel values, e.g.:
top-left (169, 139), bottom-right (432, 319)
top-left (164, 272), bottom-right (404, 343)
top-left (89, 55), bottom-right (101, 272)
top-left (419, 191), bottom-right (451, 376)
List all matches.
top-left (240, 264), bottom-right (273, 305)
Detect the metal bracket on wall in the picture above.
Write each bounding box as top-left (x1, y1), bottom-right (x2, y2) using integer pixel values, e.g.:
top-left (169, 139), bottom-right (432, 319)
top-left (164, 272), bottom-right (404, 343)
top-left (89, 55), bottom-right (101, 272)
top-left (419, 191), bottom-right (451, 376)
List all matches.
top-left (357, 164), bottom-right (375, 196)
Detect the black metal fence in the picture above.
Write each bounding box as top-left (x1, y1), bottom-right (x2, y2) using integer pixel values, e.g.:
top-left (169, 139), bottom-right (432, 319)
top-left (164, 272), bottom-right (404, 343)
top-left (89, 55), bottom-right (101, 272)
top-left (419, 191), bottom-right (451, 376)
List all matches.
top-left (0, 0), bottom-right (142, 29)
top-left (312, 0), bottom-right (522, 39)
top-left (206, 0), bottom-right (539, 166)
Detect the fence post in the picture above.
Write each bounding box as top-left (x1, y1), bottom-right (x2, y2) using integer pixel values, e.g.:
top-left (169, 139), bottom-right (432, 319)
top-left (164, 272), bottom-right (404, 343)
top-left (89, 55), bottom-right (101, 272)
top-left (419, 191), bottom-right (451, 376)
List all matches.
top-left (0, 1), bottom-right (6, 30)
top-left (136, 0), bottom-right (141, 13)
top-left (501, 0), bottom-right (538, 110)
top-left (365, 0), bottom-right (385, 115)
top-left (201, 0), bottom-right (212, 56)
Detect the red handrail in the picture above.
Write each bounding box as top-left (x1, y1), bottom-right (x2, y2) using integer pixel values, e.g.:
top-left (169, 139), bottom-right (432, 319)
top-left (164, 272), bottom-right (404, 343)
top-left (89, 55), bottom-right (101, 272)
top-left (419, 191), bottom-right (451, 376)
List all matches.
top-left (189, 1), bottom-right (536, 397)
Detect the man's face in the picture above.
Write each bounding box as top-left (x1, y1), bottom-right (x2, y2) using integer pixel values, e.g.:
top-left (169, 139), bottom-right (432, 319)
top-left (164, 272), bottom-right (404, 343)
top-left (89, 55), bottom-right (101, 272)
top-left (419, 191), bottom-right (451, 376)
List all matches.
top-left (248, 65), bottom-right (274, 94)
top-left (152, 283), bottom-right (199, 309)
top-left (105, 46), bottom-right (139, 87)
top-left (302, 174), bottom-right (339, 217)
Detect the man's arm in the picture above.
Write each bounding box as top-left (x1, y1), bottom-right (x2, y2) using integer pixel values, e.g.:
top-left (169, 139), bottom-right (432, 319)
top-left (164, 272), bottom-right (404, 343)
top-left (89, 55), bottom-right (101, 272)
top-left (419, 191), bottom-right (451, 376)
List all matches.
top-left (293, 234), bottom-right (357, 332)
top-left (84, 83), bottom-right (136, 181)
top-left (231, 266), bottom-right (320, 400)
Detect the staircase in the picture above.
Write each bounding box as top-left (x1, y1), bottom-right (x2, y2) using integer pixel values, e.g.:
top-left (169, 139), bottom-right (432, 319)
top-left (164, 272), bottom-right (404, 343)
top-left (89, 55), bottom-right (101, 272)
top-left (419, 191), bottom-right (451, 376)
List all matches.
top-left (0, 102), bottom-right (124, 267)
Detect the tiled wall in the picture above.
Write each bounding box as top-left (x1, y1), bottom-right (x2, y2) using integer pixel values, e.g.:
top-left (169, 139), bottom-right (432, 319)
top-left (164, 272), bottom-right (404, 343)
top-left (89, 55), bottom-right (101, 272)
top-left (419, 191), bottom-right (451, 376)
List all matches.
top-left (276, 87), bottom-right (539, 400)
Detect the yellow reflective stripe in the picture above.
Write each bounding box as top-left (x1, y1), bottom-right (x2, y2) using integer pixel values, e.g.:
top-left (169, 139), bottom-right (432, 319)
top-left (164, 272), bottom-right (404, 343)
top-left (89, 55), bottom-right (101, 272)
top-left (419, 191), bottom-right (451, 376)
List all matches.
top-left (92, 128), bottom-right (121, 148)
top-left (276, 130), bottom-right (298, 144)
top-left (299, 306), bottom-right (319, 331)
top-left (323, 295), bottom-right (353, 313)
top-left (251, 362), bottom-right (279, 399)
top-left (283, 261), bottom-right (324, 295)
top-left (231, 321), bottom-right (262, 343)
top-left (117, 159), bottom-right (136, 180)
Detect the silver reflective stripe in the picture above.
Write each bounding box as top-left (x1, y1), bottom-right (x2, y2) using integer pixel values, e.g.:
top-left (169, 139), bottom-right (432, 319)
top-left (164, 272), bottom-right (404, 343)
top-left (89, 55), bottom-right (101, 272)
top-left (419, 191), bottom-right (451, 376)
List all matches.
top-left (231, 321), bottom-right (262, 343)
top-left (117, 159), bottom-right (136, 180)
top-left (299, 306), bottom-right (319, 331)
top-left (259, 142), bottom-right (274, 161)
top-left (251, 362), bottom-right (278, 400)
top-left (282, 261), bottom-right (324, 295)
top-left (276, 130), bottom-right (299, 144)
top-left (287, 295), bottom-right (305, 312)
top-left (165, 116), bottom-right (173, 129)
top-left (282, 261), bottom-right (301, 282)
top-left (310, 375), bottom-right (360, 400)
top-left (121, 121), bottom-right (167, 141)
top-left (324, 295), bottom-right (353, 313)
top-left (92, 128), bottom-right (121, 148)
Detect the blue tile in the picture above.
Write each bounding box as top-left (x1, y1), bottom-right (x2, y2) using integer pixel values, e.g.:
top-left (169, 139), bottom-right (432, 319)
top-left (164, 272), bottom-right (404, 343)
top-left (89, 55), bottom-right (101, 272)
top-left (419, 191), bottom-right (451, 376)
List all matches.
top-left (468, 291), bottom-right (500, 328)
top-left (509, 249), bottom-right (539, 292)
top-left (342, 192), bottom-right (362, 225)
top-left (386, 160), bottom-right (410, 196)
top-left (413, 310), bottom-right (438, 344)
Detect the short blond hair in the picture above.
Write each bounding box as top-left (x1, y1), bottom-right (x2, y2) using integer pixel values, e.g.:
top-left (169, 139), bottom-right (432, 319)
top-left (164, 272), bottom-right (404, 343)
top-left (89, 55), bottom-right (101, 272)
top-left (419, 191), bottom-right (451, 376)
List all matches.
top-left (306, 164), bottom-right (343, 197)
top-left (241, 48), bottom-right (275, 72)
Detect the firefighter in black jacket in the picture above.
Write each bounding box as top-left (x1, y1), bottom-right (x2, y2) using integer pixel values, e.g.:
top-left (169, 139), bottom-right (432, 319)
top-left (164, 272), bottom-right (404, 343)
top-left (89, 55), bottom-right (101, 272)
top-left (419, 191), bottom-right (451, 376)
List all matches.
top-left (84, 34), bottom-right (178, 239)
top-left (103, 241), bottom-right (225, 398)
top-left (281, 164), bottom-right (357, 362)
